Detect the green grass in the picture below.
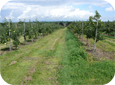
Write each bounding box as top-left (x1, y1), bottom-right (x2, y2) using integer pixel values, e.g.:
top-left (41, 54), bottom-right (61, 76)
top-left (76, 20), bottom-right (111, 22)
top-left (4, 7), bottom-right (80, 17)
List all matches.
top-left (0, 36), bottom-right (24, 48)
top-left (81, 34), bottom-right (115, 52)
top-left (25, 29), bottom-right (66, 85)
top-left (103, 35), bottom-right (115, 39)
top-left (58, 29), bottom-right (115, 85)
top-left (104, 40), bottom-right (115, 47)
top-left (87, 36), bottom-right (115, 53)
top-left (0, 28), bottom-right (66, 85)
top-left (105, 38), bottom-right (115, 44)
top-left (0, 35), bottom-right (43, 55)
top-left (96, 40), bottom-right (115, 52)
top-left (0, 28), bottom-right (115, 85)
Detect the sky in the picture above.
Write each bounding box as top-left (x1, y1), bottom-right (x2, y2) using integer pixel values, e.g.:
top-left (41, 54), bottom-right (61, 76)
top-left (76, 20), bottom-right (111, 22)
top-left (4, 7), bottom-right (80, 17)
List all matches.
top-left (0, 0), bottom-right (115, 22)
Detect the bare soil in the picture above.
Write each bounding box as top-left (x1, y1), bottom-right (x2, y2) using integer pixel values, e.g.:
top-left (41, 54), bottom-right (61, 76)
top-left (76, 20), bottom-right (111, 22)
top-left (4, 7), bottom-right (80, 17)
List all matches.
top-left (9, 61), bottom-right (17, 66)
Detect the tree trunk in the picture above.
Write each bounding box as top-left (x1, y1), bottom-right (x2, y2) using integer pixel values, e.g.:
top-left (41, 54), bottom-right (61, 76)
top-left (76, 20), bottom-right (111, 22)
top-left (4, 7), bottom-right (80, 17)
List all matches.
top-left (86, 38), bottom-right (88, 46)
top-left (0, 30), bottom-right (1, 54)
top-left (114, 22), bottom-right (115, 37)
top-left (114, 28), bottom-right (115, 37)
top-left (114, 31), bottom-right (115, 37)
top-left (9, 20), bottom-right (12, 51)
top-left (37, 24), bottom-right (39, 39)
top-left (31, 23), bottom-right (33, 42)
top-left (15, 23), bottom-right (17, 29)
top-left (79, 35), bottom-right (81, 39)
top-left (32, 38), bottom-right (33, 42)
top-left (93, 20), bottom-right (98, 52)
top-left (24, 20), bottom-right (26, 45)
top-left (82, 22), bottom-right (83, 42)
top-left (77, 34), bottom-right (78, 38)
top-left (42, 33), bottom-right (43, 38)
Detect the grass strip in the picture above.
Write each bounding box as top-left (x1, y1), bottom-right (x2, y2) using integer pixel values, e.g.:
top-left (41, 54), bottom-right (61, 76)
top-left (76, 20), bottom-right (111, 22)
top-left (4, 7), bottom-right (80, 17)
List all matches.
top-left (58, 29), bottom-right (115, 85)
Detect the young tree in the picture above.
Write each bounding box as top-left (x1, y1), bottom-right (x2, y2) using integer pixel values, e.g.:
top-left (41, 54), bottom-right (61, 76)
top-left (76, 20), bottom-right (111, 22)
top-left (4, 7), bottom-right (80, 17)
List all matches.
top-left (84, 17), bottom-right (94, 46)
top-left (105, 20), bottom-right (113, 36)
top-left (93, 10), bottom-right (101, 52)
top-left (82, 21), bottom-right (84, 42)
top-left (0, 18), bottom-right (10, 47)
top-left (76, 21), bottom-right (82, 38)
top-left (111, 20), bottom-right (115, 37)
top-left (35, 18), bottom-right (39, 39)
top-left (24, 19), bottom-right (26, 45)
top-left (9, 19), bottom-right (12, 51)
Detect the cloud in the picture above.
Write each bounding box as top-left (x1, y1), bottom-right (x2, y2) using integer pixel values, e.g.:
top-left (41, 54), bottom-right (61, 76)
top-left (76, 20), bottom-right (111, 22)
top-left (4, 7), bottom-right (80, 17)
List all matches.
top-left (0, 0), bottom-right (113, 21)
top-left (71, 0), bottom-right (109, 7)
top-left (50, 6), bottom-right (94, 19)
top-left (17, 7), bottom-right (31, 19)
top-left (17, 5), bottom-right (94, 21)
top-left (2, 2), bottom-right (25, 9)
top-left (5, 10), bottom-right (14, 19)
top-left (88, 5), bottom-right (92, 10)
top-left (105, 7), bottom-right (113, 11)
top-left (2, 0), bottom-right (111, 9)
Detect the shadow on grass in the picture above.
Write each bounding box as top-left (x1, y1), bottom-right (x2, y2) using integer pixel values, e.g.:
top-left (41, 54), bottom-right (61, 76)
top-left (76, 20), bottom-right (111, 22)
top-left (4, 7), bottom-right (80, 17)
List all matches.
top-left (1, 47), bottom-right (17, 51)
top-left (1, 47), bottom-right (9, 51)
top-left (20, 43), bottom-right (25, 45)
top-left (86, 49), bottom-right (93, 52)
top-left (34, 37), bottom-right (38, 39)
top-left (26, 40), bottom-right (32, 42)
top-left (0, 39), bottom-right (37, 53)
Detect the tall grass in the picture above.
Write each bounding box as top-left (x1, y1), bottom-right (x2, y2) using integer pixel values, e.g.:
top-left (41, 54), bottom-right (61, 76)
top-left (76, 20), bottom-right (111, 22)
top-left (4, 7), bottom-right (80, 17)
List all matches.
top-left (58, 29), bottom-right (115, 85)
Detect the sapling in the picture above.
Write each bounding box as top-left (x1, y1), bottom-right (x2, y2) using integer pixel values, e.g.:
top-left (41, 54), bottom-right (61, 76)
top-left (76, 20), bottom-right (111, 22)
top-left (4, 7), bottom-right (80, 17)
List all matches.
top-left (93, 10), bottom-right (101, 52)
top-left (9, 19), bottom-right (12, 51)
top-left (24, 19), bottom-right (26, 45)
top-left (84, 17), bottom-right (93, 46)
top-left (82, 21), bottom-right (84, 42)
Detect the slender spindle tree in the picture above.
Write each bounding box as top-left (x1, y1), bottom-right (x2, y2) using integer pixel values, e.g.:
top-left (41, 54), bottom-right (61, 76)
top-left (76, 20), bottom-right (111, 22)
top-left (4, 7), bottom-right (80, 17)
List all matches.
top-left (93, 10), bottom-right (101, 52)
top-left (9, 19), bottom-right (12, 51)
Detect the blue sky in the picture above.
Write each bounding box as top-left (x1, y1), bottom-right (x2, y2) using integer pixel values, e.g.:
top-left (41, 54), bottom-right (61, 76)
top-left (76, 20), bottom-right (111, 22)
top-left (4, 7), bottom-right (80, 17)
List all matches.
top-left (0, 0), bottom-right (114, 22)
